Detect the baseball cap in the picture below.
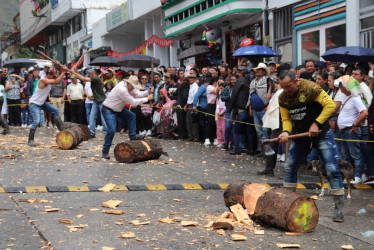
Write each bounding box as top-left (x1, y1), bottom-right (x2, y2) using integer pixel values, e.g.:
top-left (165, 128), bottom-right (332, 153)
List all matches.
top-left (238, 66), bottom-right (246, 70)
top-left (86, 68), bottom-right (95, 76)
top-left (115, 70), bottom-right (124, 76)
top-left (268, 61), bottom-right (276, 65)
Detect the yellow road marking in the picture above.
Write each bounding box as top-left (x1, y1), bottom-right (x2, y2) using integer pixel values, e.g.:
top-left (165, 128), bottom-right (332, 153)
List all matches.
top-left (25, 186), bottom-right (48, 193)
top-left (146, 184), bottom-right (167, 191)
top-left (182, 183), bottom-right (203, 190)
top-left (67, 186), bottom-right (90, 192)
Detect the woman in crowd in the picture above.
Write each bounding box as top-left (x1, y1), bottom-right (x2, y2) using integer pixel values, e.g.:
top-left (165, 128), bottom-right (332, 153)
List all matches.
top-left (315, 71), bottom-right (329, 92)
top-left (137, 74), bottom-right (152, 137)
top-left (154, 88), bottom-right (178, 139)
top-left (5, 73), bottom-right (24, 127)
top-left (215, 81), bottom-right (226, 147)
top-left (175, 78), bottom-right (189, 140)
top-left (193, 76), bottom-right (208, 144)
top-left (205, 76), bottom-right (219, 146)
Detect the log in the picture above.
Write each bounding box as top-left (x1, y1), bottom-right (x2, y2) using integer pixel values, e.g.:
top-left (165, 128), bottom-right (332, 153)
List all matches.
top-left (243, 183), bottom-right (271, 215)
top-left (56, 126), bottom-right (84, 149)
top-left (63, 122), bottom-right (90, 141)
top-left (223, 180), bottom-right (251, 209)
top-left (114, 139), bottom-right (165, 163)
top-left (252, 187), bottom-right (319, 233)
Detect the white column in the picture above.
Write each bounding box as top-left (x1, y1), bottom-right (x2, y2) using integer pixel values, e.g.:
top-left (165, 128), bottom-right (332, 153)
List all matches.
top-left (346, 0), bottom-right (360, 46)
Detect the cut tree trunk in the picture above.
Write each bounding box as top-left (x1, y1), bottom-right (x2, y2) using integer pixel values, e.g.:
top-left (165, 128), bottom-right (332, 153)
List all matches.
top-left (56, 126), bottom-right (84, 149)
top-left (114, 139), bottom-right (165, 163)
top-left (252, 187), bottom-right (319, 233)
top-left (223, 180), bottom-right (251, 209)
top-left (63, 122), bottom-right (90, 141)
top-left (243, 183), bottom-right (271, 215)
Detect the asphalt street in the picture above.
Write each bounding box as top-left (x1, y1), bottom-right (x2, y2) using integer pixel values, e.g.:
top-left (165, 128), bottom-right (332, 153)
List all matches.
top-left (0, 127), bottom-right (373, 249)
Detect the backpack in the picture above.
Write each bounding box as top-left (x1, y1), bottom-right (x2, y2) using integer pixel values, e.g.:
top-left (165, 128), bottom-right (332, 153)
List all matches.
top-left (220, 85), bottom-right (231, 102)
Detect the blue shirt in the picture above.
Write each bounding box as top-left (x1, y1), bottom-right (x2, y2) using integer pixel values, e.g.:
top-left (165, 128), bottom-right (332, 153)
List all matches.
top-left (193, 84), bottom-right (207, 110)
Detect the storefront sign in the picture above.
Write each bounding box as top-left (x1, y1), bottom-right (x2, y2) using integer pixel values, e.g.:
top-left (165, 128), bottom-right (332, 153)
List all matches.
top-left (106, 3), bottom-right (129, 32)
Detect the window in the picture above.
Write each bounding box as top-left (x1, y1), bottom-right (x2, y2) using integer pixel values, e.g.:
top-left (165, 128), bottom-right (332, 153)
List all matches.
top-left (301, 30), bottom-right (320, 62)
top-left (360, 1), bottom-right (374, 48)
top-left (297, 20), bottom-right (345, 64)
top-left (273, 6), bottom-right (293, 65)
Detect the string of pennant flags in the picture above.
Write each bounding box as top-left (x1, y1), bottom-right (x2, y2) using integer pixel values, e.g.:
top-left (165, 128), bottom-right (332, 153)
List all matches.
top-left (3, 99), bottom-right (374, 143)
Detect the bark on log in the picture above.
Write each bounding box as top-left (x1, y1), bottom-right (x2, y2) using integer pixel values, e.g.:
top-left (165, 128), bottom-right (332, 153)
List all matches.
top-left (114, 139), bottom-right (165, 163)
top-left (63, 122), bottom-right (90, 141)
top-left (252, 187), bottom-right (319, 233)
top-left (56, 126), bottom-right (84, 149)
top-left (223, 180), bottom-right (251, 209)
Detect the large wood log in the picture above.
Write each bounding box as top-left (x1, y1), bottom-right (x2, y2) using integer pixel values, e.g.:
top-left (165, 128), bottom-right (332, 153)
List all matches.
top-left (223, 180), bottom-right (251, 209)
top-left (63, 122), bottom-right (91, 141)
top-left (243, 183), bottom-right (271, 215)
top-left (114, 139), bottom-right (166, 163)
top-left (56, 126), bottom-right (84, 149)
top-left (251, 187), bottom-right (319, 233)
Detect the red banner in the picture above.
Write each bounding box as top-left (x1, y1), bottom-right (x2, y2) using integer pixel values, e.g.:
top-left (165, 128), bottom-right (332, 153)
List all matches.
top-left (107, 35), bottom-right (174, 58)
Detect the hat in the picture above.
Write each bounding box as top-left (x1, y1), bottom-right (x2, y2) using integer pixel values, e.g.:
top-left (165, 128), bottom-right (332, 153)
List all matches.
top-left (27, 66), bottom-right (34, 73)
top-left (107, 68), bottom-right (114, 73)
top-left (268, 61), bottom-right (276, 65)
top-left (70, 74), bottom-right (77, 79)
top-left (125, 75), bottom-right (141, 89)
top-left (238, 66), bottom-right (246, 70)
top-left (187, 73), bottom-right (197, 78)
top-left (164, 73), bottom-right (171, 78)
top-left (316, 61), bottom-right (326, 67)
top-left (115, 70), bottom-right (124, 76)
top-left (44, 61), bottom-right (53, 68)
top-left (86, 68), bottom-right (95, 76)
top-left (340, 63), bottom-right (347, 69)
top-left (253, 63), bottom-right (270, 76)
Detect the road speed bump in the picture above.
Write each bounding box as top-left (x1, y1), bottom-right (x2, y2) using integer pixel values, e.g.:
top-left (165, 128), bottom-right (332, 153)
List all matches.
top-left (146, 184), bottom-right (167, 191)
top-left (218, 183), bottom-right (229, 189)
top-left (25, 186), bottom-right (48, 193)
top-left (182, 184), bottom-right (203, 190)
top-left (112, 185), bottom-right (129, 191)
top-left (0, 187), bottom-right (4, 193)
top-left (67, 186), bottom-right (90, 192)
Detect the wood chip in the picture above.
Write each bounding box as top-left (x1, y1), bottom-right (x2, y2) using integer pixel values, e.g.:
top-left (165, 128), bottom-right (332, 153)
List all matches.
top-left (102, 247), bottom-right (116, 250)
top-left (219, 211), bottom-right (233, 219)
top-left (39, 199), bottom-right (49, 203)
top-left (230, 234), bottom-right (247, 241)
top-left (115, 221), bottom-right (124, 225)
top-left (87, 208), bottom-right (99, 212)
top-left (341, 245), bottom-right (354, 250)
top-left (310, 195), bottom-right (322, 201)
top-left (254, 230), bottom-right (265, 235)
top-left (285, 232), bottom-right (301, 236)
top-left (230, 203), bottom-right (252, 224)
top-left (276, 243), bottom-right (301, 248)
top-left (45, 208), bottom-right (59, 212)
top-left (58, 218), bottom-right (73, 224)
top-left (203, 221), bottom-right (214, 228)
top-left (102, 200), bottom-right (122, 208)
top-left (102, 210), bottom-right (124, 215)
top-left (181, 221), bottom-right (199, 227)
top-left (158, 217), bottom-right (176, 224)
top-left (118, 232), bottom-right (136, 239)
top-left (212, 218), bottom-right (234, 230)
top-left (217, 229), bottom-right (226, 235)
top-left (27, 199), bottom-right (38, 204)
top-left (137, 213), bottom-right (146, 217)
top-left (129, 220), bottom-right (150, 226)
top-left (173, 199), bottom-right (182, 202)
top-left (68, 228), bottom-right (78, 232)
top-left (98, 183), bottom-right (116, 192)
top-left (76, 214), bottom-right (83, 218)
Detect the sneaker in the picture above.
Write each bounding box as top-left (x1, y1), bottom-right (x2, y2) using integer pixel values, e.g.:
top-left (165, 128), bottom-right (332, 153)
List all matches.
top-left (216, 144), bottom-right (223, 148)
top-left (27, 125), bottom-right (32, 129)
top-left (280, 154), bottom-right (286, 162)
top-left (362, 174), bottom-right (369, 183)
top-left (221, 143), bottom-right (228, 151)
top-left (130, 134), bottom-right (145, 141)
top-left (21, 124), bottom-right (26, 128)
top-left (203, 139), bottom-right (211, 146)
top-left (140, 130), bottom-right (147, 136)
top-left (351, 177), bottom-right (362, 185)
top-left (146, 130), bottom-right (152, 136)
top-left (213, 138), bottom-right (218, 146)
top-left (363, 176), bottom-right (374, 184)
top-left (276, 154), bottom-right (282, 161)
top-left (96, 125), bottom-right (103, 131)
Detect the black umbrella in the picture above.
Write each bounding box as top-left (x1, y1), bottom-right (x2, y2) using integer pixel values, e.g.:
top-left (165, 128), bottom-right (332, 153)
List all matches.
top-left (89, 56), bottom-right (120, 66)
top-left (2, 58), bottom-right (37, 68)
top-left (321, 46), bottom-right (374, 63)
top-left (116, 54), bottom-right (160, 68)
top-left (177, 46), bottom-right (210, 60)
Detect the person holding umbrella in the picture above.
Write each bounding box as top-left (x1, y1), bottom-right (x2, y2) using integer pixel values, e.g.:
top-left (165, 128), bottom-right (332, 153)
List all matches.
top-left (28, 64), bottom-right (68, 147)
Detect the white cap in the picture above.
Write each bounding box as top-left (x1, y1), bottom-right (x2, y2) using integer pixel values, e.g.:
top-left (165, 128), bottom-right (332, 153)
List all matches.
top-left (340, 63), bottom-right (347, 69)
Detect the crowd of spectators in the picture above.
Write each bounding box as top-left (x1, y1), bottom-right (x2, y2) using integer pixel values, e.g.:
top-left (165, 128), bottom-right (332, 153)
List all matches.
top-left (1, 59), bottom-right (374, 184)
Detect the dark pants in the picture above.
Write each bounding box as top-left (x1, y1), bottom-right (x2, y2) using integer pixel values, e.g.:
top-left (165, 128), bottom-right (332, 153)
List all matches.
top-left (176, 108), bottom-right (187, 139)
top-left (7, 98), bottom-right (21, 126)
top-left (206, 103), bottom-right (217, 141)
top-left (69, 100), bottom-right (85, 124)
top-left (186, 104), bottom-right (200, 140)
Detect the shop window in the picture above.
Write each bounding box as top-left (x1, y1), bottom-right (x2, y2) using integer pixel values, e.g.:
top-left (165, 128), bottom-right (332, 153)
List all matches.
top-left (325, 24), bottom-right (345, 50)
top-left (301, 30), bottom-right (320, 62)
top-left (360, 0), bottom-right (374, 9)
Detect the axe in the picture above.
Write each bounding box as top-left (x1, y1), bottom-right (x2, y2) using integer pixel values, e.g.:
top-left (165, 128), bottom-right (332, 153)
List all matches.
top-left (262, 131), bottom-right (321, 156)
top-left (36, 45), bottom-right (60, 65)
top-left (74, 44), bottom-right (92, 68)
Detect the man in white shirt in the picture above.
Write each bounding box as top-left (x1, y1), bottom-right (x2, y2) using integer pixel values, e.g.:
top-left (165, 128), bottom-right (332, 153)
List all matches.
top-left (184, 73), bottom-right (200, 141)
top-left (67, 74), bottom-right (85, 124)
top-left (101, 75), bottom-right (153, 159)
top-left (337, 75), bottom-right (368, 184)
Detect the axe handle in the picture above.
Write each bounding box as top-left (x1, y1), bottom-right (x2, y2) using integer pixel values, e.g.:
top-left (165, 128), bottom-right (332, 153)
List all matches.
top-left (262, 131), bottom-right (312, 144)
top-left (75, 48), bottom-right (91, 68)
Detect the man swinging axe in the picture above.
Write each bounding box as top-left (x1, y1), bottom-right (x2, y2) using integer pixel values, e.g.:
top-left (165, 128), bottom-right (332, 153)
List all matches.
top-left (28, 62), bottom-right (68, 147)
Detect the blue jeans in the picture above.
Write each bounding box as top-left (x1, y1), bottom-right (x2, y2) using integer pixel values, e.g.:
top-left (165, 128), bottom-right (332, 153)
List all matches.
top-left (21, 108), bottom-right (29, 125)
top-left (89, 101), bottom-right (107, 136)
top-left (253, 109), bottom-right (270, 148)
top-left (224, 109), bottom-right (233, 145)
top-left (29, 103), bottom-right (60, 130)
top-left (340, 127), bottom-right (365, 178)
top-left (101, 106), bottom-right (136, 154)
top-left (284, 129), bottom-right (344, 195)
top-left (332, 127), bottom-right (343, 159)
top-left (360, 126), bottom-right (370, 174)
top-left (85, 102), bottom-right (93, 125)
